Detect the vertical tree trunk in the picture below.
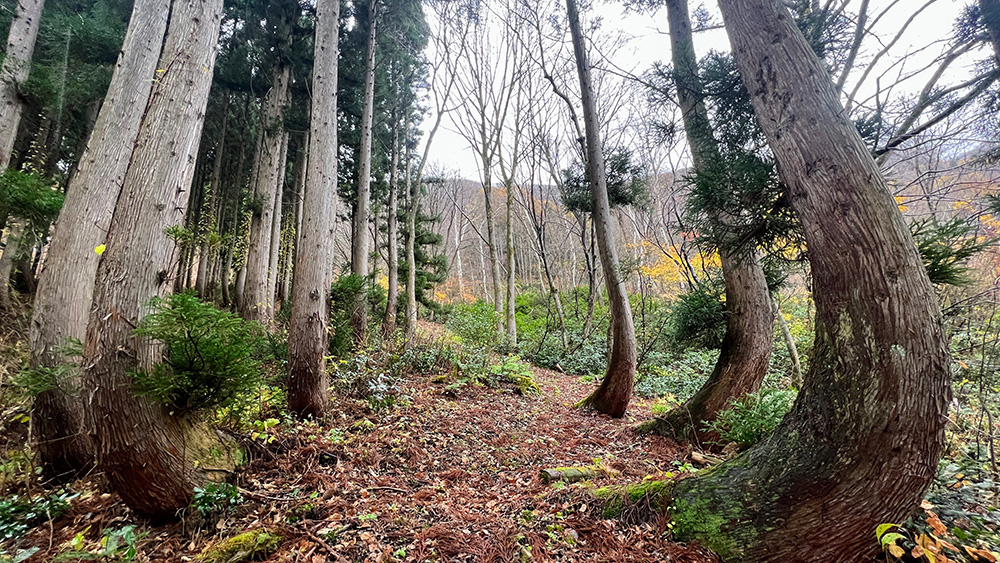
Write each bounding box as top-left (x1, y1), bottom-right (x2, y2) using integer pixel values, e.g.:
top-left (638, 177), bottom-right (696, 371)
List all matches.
top-left (83, 0), bottom-right (227, 519)
top-left (505, 178), bottom-right (517, 346)
top-left (266, 131), bottom-right (288, 309)
top-left (0, 0), bottom-right (45, 169)
top-left (405, 143), bottom-right (417, 341)
top-left (640, 0), bottom-right (773, 443)
top-left (670, 0), bottom-right (951, 558)
top-left (0, 220), bottom-right (24, 309)
top-left (566, 0), bottom-right (637, 418)
top-left (197, 97), bottom-right (229, 299)
top-left (382, 120), bottom-right (400, 336)
top-left (241, 8), bottom-right (293, 324)
top-left (351, 0), bottom-right (378, 347)
top-left (287, 0), bottom-right (338, 418)
top-left (482, 171), bottom-right (504, 336)
top-left (29, 0), bottom-right (171, 480)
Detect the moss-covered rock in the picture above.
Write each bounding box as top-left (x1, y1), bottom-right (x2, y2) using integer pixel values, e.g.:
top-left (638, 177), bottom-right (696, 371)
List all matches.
top-left (197, 529), bottom-right (283, 563)
top-left (593, 480), bottom-right (673, 519)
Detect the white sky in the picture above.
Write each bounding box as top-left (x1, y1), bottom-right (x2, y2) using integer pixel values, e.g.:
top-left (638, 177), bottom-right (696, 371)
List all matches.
top-left (421, 0), bottom-right (977, 179)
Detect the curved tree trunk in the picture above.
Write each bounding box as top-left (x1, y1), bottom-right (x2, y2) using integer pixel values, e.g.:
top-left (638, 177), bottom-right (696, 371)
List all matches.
top-left (29, 0), bottom-right (171, 481)
top-left (639, 0), bottom-right (773, 443)
top-left (287, 0), bottom-right (338, 419)
top-left (669, 0), bottom-right (951, 559)
top-left (83, 0), bottom-right (227, 519)
top-left (566, 0), bottom-right (637, 418)
top-left (351, 0), bottom-right (377, 347)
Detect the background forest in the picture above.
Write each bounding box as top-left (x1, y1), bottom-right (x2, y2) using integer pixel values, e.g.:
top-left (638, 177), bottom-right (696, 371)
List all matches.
top-left (1, 0), bottom-right (999, 561)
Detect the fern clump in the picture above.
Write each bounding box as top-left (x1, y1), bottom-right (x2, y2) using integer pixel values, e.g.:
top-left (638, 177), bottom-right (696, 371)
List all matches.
top-left (132, 292), bottom-right (266, 414)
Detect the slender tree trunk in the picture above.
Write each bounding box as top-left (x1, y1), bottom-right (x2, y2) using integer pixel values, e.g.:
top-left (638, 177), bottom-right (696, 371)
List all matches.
top-left (0, 220), bottom-right (24, 309)
top-left (670, 1), bottom-right (951, 558)
top-left (640, 0), bottom-right (773, 442)
top-left (505, 179), bottom-right (517, 346)
top-left (773, 295), bottom-right (803, 388)
top-left (405, 142), bottom-right (417, 341)
top-left (288, 0), bottom-right (338, 418)
top-left (197, 97), bottom-right (229, 299)
top-left (351, 0), bottom-right (377, 347)
top-left (266, 131), bottom-right (288, 309)
top-left (29, 0), bottom-right (171, 480)
top-left (241, 9), bottom-right (293, 324)
top-left (83, 0), bottom-right (228, 520)
top-left (382, 119), bottom-right (400, 336)
top-left (566, 0), bottom-right (636, 418)
top-left (482, 171), bottom-right (504, 336)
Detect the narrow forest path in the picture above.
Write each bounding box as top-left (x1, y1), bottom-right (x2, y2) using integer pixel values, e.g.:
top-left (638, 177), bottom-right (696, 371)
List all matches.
top-left (24, 323), bottom-right (717, 563)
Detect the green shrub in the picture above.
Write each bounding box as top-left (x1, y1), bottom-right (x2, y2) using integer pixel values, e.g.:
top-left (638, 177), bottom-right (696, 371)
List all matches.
top-left (447, 300), bottom-right (501, 350)
top-left (705, 388), bottom-right (796, 448)
top-left (0, 491), bottom-right (75, 541)
top-left (191, 483), bottom-right (243, 516)
top-left (12, 338), bottom-right (83, 397)
top-left (489, 355), bottom-right (539, 394)
top-left (670, 282), bottom-right (727, 350)
top-left (131, 293), bottom-right (266, 414)
top-left (635, 349), bottom-right (719, 399)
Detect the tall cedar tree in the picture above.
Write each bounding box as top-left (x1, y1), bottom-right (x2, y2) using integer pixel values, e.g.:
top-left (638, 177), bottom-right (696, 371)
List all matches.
top-left (640, 0), bottom-right (773, 443)
top-left (30, 0), bottom-right (169, 480)
top-left (669, 0), bottom-right (951, 558)
top-left (288, 0), bottom-right (339, 418)
top-left (83, 0), bottom-right (228, 519)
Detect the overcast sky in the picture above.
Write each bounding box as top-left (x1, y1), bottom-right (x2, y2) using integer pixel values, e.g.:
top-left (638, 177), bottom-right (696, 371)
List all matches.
top-left (421, 0), bottom-right (976, 179)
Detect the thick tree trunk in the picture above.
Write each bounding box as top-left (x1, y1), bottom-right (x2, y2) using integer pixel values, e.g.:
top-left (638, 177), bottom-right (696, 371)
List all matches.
top-left (0, 0), bottom-right (45, 169)
top-left (382, 120), bottom-right (400, 336)
top-left (241, 9), bottom-right (293, 324)
top-left (266, 131), bottom-right (288, 309)
top-left (83, 0), bottom-right (228, 520)
top-left (287, 0), bottom-right (338, 418)
top-left (566, 0), bottom-right (637, 418)
top-left (351, 0), bottom-right (377, 347)
top-left (670, 0), bottom-right (951, 559)
top-left (29, 0), bottom-right (171, 480)
top-left (652, 0), bottom-right (773, 442)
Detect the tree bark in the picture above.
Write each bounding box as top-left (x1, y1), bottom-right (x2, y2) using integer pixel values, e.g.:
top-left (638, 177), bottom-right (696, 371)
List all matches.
top-left (240, 7), bottom-right (293, 324)
top-left (382, 119), bottom-right (400, 337)
top-left (29, 0), bottom-right (171, 481)
top-left (504, 177), bottom-right (517, 347)
top-left (351, 0), bottom-right (378, 347)
top-left (566, 0), bottom-right (637, 418)
top-left (637, 0), bottom-right (774, 444)
top-left (266, 131), bottom-right (288, 309)
top-left (0, 0), bottom-right (45, 170)
top-left (405, 140), bottom-right (417, 341)
top-left (83, 0), bottom-right (227, 520)
top-left (670, 0), bottom-right (951, 558)
top-left (287, 0), bottom-right (339, 419)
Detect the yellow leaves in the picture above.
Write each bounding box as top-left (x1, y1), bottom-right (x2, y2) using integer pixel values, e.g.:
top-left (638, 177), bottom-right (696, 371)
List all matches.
top-left (94, 244), bottom-right (106, 255)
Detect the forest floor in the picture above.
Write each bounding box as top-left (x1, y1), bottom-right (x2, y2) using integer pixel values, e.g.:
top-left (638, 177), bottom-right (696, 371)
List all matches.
top-left (11, 321), bottom-right (719, 563)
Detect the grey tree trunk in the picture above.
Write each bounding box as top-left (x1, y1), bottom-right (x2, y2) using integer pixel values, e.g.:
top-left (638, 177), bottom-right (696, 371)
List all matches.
top-left (382, 119), bottom-right (400, 337)
top-left (670, 0), bottom-right (951, 558)
top-left (266, 131), bottom-right (288, 309)
top-left (351, 0), bottom-right (377, 347)
top-left (0, 0), bottom-right (45, 305)
top-left (287, 0), bottom-right (338, 418)
top-left (405, 143), bottom-right (417, 341)
top-left (0, 0), bottom-right (45, 169)
top-left (504, 177), bottom-right (517, 347)
top-left (29, 0), bottom-right (171, 480)
top-left (83, 0), bottom-right (229, 520)
top-left (773, 295), bottom-right (803, 388)
top-left (566, 0), bottom-right (636, 418)
top-left (241, 9), bottom-right (293, 324)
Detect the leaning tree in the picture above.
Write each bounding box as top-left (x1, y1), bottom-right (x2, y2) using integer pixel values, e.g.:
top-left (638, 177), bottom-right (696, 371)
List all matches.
top-left (667, 0), bottom-right (951, 559)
